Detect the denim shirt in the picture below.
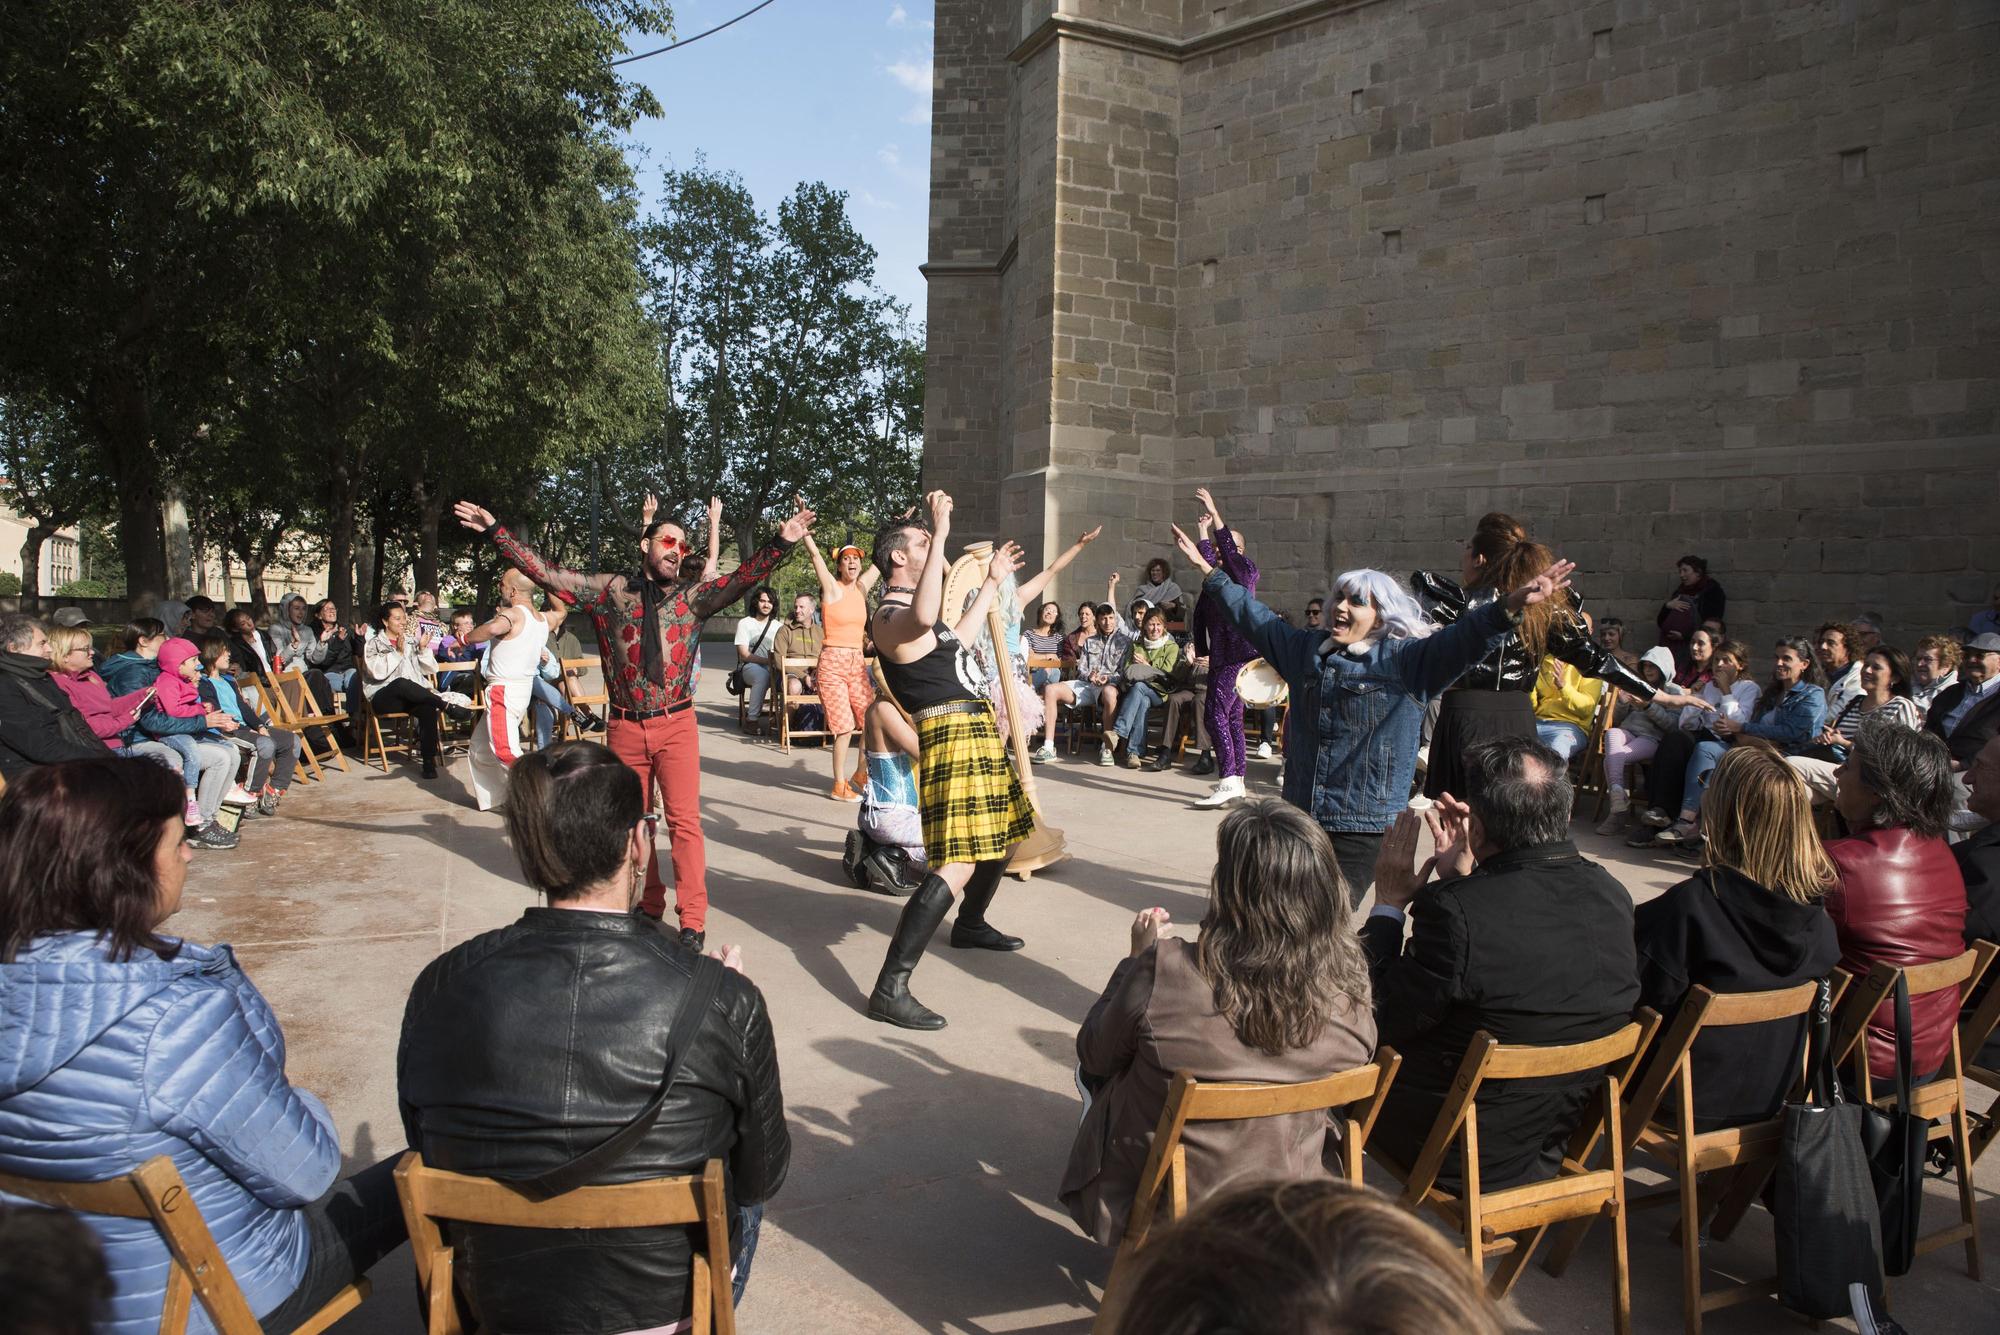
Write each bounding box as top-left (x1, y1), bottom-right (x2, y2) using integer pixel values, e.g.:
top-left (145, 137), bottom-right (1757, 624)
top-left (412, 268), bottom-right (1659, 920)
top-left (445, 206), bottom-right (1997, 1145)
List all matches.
top-left (1742, 681), bottom-right (1828, 755)
top-left (1204, 571), bottom-right (1517, 832)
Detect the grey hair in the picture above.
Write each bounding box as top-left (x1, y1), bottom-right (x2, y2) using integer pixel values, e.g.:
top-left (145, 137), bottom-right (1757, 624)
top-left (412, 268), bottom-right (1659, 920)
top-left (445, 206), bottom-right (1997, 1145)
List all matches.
top-left (1850, 723), bottom-right (1955, 839)
top-left (1324, 569), bottom-right (1435, 642)
top-left (0, 614), bottom-right (45, 653)
top-left (1461, 736), bottom-right (1573, 851)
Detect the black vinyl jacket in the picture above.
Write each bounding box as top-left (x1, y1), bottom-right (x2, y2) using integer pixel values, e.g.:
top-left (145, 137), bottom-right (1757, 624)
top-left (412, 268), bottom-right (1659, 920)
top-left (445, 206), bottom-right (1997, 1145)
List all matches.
top-left (399, 908), bottom-right (790, 1334)
top-left (1411, 571), bottom-right (1655, 699)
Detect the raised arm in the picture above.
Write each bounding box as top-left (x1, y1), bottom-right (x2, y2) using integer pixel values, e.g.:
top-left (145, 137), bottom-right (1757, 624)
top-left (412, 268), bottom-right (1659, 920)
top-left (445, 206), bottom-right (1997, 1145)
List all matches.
top-left (454, 501), bottom-right (608, 605)
top-left (877, 492), bottom-right (953, 659)
top-left (690, 500), bottom-right (814, 620)
top-left (1175, 524), bottom-right (1318, 686)
top-left (702, 496), bottom-right (723, 583)
top-left (1548, 609), bottom-right (1658, 700)
top-left (1017, 525), bottom-right (1102, 606)
top-left (464, 604), bottom-right (522, 647)
top-left (801, 530), bottom-right (837, 596)
top-left (953, 542), bottom-right (1024, 644)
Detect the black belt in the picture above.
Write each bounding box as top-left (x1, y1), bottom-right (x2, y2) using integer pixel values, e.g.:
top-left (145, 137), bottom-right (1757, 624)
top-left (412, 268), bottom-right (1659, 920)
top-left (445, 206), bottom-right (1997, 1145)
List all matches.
top-left (610, 699), bottom-right (694, 723)
top-left (911, 699), bottom-right (990, 722)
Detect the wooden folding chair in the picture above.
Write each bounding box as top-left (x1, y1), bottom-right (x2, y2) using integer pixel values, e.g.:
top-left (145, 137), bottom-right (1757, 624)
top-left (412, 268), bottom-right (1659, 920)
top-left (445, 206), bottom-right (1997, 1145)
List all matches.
top-left (1062, 697), bottom-right (1105, 754)
top-left (1368, 1020), bottom-right (1657, 1335)
top-left (1962, 939), bottom-right (2000, 1164)
top-left (1573, 689), bottom-right (1617, 820)
top-left (777, 656), bottom-right (830, 752)
top-left (393, 1152), bottom-right (735, 1335)
top-left (1093, 1052), bottom-right (1401, 1334)
top-left (429, 666), bottom-right (486, 756)
top-left (1543, 982), bottom-right (1821, 1333)
top-left (0, 1156), bottom-right (369, 1335)
top-left (264, 669), bottom-right (350, 781)
top-left (557, 657), bottom-right (607, 742)
top-left (1847, 946), bottom-right (1994, 1279)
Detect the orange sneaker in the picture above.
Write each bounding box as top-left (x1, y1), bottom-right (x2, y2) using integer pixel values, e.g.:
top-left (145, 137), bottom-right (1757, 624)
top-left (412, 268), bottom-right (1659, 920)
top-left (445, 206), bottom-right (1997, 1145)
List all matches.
top-left (849, 765), bottom-right (868, 791)
top-left (831, 780), bottom-right (862, 803)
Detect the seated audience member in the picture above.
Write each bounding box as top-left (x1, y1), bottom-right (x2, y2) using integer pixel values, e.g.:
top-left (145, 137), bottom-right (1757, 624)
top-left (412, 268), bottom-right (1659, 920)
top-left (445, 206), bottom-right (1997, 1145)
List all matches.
top-left (46, 625), bottom-right (235, 799)
top-left (545, 603), bottom-right (601, 733)
top-left (1365, 737), bottom-right (1639, 1188)
top-left (1634, 638), bottom-right (1761, 842)
top-left (0, 615), bottom-right (113, 781)
top-left (198, 633), bottom-right (298, 817)
top-left (1911, 633), bottom-right (1960, 713)
top-left (434, 608), bottom-right (479, 665)
top-left (1531, 655), bottom-right (1604, 764)
top-left (1103, 607), bottom-right (1180, 768)
top-left (1595, 615), bottom-right (1640, 669)
top-left (222, 608), bottom-right (279, 684)
top-left (411, 590), bottom-right (446, 649)
top-left (1301, 597), bottom-right (1324, 633)
top-left (1596, 647), bottom-right (1686, 835)
top-left (1162, 651), bottom-right (1212, 775)
top-left (1826, 726), bottom-right (1967, 1084)
top-left (99, 619), bottom-right (168, 696)
top-left (1633, 747), bottom-right (1841, 1128)
top-left (1958, 736), bottom-right (2000, 957)
top-left (1657, 555), bottom-right (1725, 675)
top-left (268, 594), bottom-right (317, 672)
top-left (1108, 1178), bottom-right (1505, 1335)
top-left (1849, 612), bottom-right (1884, 656)
top-left (0, 760), bottom-right (405, 1335)
top-left (301, 599), bottom-right (361, 732)
top-left (1672, 624), bottom-right (1718, 690)
top-left (1925, 632), bottom-right (2000, 767)
top-left (1972, 582), bottom-right (2000, 638)
top-left (1817, 621), bottom-right (1863, 716)
top-left (97, 623), bottom-right (241, 847)
top-left (733, 586), bottom-right (782, 723)
top-left (179, 595), bottom-right (221, 639)
top-left (1787, 645), bottom-right (1924, 802)
top-left (1061, 601), bottom-right (1097, 666)
top-left (399, 742), bottom-right (789, 1326)
top-left (773, 593), bottom-right (823, 703)
top-left (1135, 557), bottom-right (1185, 622)
top-left (526, 646), bottom-right (577, 749)
top-left (1034, 604), bottom-right (1127, 761)
top-left (0, 1204), bottom-right (116, 1335)
top-left (1061, 801), bottom-right (1376, 1246)
top-left (1025, 602), bottom-right (1067, 689)
top-left (361, 602), bottom-right (444, 778)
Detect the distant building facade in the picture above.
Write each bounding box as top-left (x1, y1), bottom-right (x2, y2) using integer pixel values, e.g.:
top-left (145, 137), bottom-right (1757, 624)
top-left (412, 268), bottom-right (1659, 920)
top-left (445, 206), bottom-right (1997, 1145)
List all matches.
top-left (0, 500), bottom-right (79, 591)
top-left (923, 0), bottom-right (1999, 645)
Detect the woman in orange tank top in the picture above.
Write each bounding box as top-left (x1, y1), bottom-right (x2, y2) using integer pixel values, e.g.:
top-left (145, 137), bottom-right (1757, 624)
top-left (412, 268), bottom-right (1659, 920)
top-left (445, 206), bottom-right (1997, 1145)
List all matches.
top-left (803, 533), bottom-right (881, 800)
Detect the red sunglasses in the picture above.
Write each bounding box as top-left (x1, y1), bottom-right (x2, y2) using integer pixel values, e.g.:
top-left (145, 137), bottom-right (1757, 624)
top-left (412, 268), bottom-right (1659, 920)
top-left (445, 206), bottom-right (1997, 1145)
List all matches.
top-left (653, 533), bottom-right (690, 559)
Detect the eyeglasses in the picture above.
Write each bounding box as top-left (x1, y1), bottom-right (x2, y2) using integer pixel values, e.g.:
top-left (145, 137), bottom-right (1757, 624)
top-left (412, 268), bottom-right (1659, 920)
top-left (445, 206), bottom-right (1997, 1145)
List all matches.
top-left (654, 534), bottom-right (690, 559)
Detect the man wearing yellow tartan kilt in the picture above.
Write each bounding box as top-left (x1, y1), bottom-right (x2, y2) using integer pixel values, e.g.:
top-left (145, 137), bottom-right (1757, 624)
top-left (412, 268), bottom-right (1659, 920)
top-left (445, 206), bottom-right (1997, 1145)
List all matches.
top-left (866, 491), bottom-right (1035, 1030)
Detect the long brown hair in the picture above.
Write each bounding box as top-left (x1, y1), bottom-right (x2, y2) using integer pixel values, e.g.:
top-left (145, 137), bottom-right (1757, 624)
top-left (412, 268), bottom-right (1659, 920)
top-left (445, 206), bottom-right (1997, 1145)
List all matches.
top-left (1698, 746), bottom-right (1835, 903)
top-left (1464, 512), bottom-right (1558, 658)
top-left (1196, 801), bottom-right (1370, 1055)
top-left (0, 759), bottom-right (185, 963)
top-left (503, 742), bottom-right (645, 901)
top-left (1113, 1179), bottom-right (1505, 1335)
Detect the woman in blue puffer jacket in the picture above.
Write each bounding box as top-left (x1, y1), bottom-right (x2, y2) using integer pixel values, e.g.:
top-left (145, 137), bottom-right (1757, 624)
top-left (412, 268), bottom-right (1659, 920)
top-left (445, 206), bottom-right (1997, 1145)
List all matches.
top-left (0, 759), bottom-right (404, 1335)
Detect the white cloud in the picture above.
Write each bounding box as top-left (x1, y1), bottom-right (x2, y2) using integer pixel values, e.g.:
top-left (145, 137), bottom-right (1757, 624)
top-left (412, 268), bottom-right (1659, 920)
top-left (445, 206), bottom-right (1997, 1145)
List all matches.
top-left (885, 58), bottom-right (933, 96)
top-left (858, 189), bottom-right (900, 211)
top-left (887, 4), bottom-right (909, 26)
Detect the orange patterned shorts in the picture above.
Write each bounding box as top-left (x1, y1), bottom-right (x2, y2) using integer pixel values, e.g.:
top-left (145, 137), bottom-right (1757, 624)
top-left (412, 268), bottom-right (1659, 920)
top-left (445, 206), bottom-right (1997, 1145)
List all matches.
top-left (816, 646), bottom-right (874, 734)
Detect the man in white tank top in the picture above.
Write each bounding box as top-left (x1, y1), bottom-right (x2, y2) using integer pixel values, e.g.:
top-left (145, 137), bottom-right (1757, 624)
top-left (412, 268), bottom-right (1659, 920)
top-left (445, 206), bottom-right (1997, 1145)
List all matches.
top-left (465, 568), bottom-right (564, 810)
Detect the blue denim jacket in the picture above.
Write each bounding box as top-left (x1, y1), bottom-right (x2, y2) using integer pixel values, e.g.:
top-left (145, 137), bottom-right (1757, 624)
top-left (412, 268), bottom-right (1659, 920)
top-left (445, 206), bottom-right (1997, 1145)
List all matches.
top-left (1742, 681), bottom-right (1827, 754)
top-left (1205, 571), bottom-right (1516, 833)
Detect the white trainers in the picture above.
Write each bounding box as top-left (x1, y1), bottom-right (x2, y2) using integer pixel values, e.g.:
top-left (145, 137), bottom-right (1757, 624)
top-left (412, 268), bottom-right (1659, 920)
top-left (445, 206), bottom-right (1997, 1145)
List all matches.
top-left (1031, 742), bottom-right (1056, 763)
top-left (1594, 786), bottom-right (1630, 837)
top-left (1256, 741), bottom-right (1274, 760)
top-left (222, 784), bottom-right (257, 806)
top-left (1193, 777), bottom-right (1244, 808)
top-left (1098, 743), bottom-right (1117, 767)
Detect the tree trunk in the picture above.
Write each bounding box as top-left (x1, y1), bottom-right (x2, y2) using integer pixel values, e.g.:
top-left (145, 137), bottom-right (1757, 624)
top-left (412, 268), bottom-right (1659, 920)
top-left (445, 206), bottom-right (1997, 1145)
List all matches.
top-left (352, 513), bottom-right (376, 615)
top-left (90, 365), bottom-right (171, 613)
top-left (413, 483), bottom-right (443, 595)
top-left (241, 548), bottom-right (266, 617)
top-left (327, 453), bottom-right (359, 618)
top-left (19, 525), bottom-right (50, 599)
top-left (370, 518), bottom-right (389, 606)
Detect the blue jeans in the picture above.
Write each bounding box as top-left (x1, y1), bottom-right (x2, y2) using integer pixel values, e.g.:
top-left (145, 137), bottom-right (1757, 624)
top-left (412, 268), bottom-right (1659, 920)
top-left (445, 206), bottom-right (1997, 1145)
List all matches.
top-left (1536, 719), bottom-right (1589, 762)
top-left (1683, 738), bottom-right (1729, 815)
top-left (530, 677), bottom-right (573, 748)
top-left (1031, 666), bottom-right (1062, 690)
top-left (733, 1202), bottom-right (763, 1305)
top-left (1110, 686), bottom-right (1159, 757)
top-left (149, 732), bottom-right (204, 788)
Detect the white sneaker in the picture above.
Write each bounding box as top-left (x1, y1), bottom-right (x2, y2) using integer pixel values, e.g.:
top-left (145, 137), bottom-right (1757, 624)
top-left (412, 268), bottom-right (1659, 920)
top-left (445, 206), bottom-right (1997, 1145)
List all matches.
top-left (222, 784), bottom-right (257, 806)
top-left (1098, 744), bottom-right (1116, 767)
top-left (1256, 741), bottom-right (1274, 760)
top-left (1031, 742), bottom-right (1056, 763)
top-left (1193, 777), bottom-right (1243, 808)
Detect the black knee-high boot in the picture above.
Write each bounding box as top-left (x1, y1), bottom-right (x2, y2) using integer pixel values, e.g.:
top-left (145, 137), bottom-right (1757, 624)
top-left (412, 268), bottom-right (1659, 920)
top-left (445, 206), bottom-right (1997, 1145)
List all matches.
top-left (949, 858), bottom-right (1022, 951)
top-left (867, 874), bottom-right (953, 1030)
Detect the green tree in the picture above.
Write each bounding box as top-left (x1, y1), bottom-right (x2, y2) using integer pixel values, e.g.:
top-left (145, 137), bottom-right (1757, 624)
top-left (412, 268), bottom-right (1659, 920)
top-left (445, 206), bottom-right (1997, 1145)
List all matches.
top-left (0, 398), bottom-right (98, 599)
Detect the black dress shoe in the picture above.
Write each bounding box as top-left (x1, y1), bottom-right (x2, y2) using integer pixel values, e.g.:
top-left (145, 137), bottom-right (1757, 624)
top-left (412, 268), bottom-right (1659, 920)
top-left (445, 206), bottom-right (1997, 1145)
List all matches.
top-left (421, 758), bottom-right (438, 779)
top-left (1146, 752), bottom-right (1173, 772)
top-left (679, 928), bottom-right (706, 952)
top-left (1190, 750), bottom-right (1215, 776)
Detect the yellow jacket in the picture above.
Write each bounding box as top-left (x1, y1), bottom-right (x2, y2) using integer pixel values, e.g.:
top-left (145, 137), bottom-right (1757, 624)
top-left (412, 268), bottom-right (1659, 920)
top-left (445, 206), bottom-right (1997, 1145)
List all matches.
top-left (1532, 658), bottom-right (1603, 731)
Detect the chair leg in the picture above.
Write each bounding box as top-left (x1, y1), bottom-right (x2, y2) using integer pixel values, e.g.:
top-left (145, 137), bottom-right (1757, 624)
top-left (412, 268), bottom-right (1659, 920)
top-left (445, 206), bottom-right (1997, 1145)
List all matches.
top-left (1611, 1197), bottom-right (1633, 1335)
top-left (1706, 1160), bottom-right (1772, 1242)
top-left (1093, 1237), bottom-right (1142, 1335)
top-left (1952, 1100), bottom-right (1982, 1280)
top-left (1678, 1156), bottom-right (1704, 1335)
top-left (1972, 1088), bottom-right (2000, 1165)
top-left (1542, 1213), bottom-right (1594, 1278)
top-left (1491, 1224), bottom-right (1545, 1298)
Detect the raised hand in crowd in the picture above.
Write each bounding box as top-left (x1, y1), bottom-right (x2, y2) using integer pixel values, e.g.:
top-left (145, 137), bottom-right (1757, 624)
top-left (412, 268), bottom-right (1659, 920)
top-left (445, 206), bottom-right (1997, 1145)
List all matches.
top-left (452, 500), bottom-right (497, 533)
top-left (1170, 523), bottom-right (1212, 575)
top-left (640, 493), bottom-right (659, 530)
top-left (1424, 794), bottom-right (1477, 880)
top-left (1130, 906), bottom-right (1170, 957)
top-left (778, 498), bottom-right (817, 544)
top-left (1194, 484), bottom-right (1224, 529)
top-left (926, 489), bottom-right (953, 538)
top-left (987, 539), bottom-right (1025, 584)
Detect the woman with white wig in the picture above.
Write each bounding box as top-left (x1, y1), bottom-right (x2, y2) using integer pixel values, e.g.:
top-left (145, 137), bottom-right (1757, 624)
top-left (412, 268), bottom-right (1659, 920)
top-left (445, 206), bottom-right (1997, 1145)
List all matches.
top-left (1172, 528), bottom-right (1575, 904)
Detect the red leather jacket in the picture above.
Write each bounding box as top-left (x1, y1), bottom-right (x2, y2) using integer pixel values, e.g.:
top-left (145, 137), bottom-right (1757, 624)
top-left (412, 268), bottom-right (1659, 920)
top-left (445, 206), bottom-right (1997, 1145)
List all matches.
top-left (1824, 829), bottom-right (1968, 1080)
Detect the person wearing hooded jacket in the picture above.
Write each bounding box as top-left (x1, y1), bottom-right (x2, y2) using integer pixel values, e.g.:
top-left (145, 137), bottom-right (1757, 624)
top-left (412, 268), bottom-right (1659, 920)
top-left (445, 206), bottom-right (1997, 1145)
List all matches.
top-left (0, 759), bottom-right (406, 1335)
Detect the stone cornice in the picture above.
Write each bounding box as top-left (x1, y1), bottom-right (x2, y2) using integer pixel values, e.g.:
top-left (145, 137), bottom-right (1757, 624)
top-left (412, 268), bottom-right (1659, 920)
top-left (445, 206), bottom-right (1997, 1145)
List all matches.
top-left (1007, 0), bottom-right (1392, 66)
top-left (920, 235), bottom-right (1018, 282)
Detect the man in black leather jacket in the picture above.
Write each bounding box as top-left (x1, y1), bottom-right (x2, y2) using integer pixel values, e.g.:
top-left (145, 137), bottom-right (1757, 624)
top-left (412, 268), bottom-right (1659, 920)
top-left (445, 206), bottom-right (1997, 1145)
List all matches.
top-left (398, 743), bottom-right (789, 1332)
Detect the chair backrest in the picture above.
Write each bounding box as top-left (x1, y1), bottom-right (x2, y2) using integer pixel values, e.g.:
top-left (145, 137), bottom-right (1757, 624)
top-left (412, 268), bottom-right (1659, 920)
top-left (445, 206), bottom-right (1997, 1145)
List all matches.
top-left (0, 1156), bottom-right (264, 1334)
top-left (269, 669), bottom-right (342, 723)
top-left (1123, 1052), bottom-right (1401, 1251)
top-left (394, 1153), bottom-right (735, 1335)
top-left (1838, 948), bottom-right (1990, 1101)
top-left (1959, 939), bottom-right (2000, 1077)
top-left (1403, 1021), bottom-right (1651, 1204)
top-left (560, 658), bottom-right (607, 711)
top-left (1622, 981), bottom-right (1821, 1135)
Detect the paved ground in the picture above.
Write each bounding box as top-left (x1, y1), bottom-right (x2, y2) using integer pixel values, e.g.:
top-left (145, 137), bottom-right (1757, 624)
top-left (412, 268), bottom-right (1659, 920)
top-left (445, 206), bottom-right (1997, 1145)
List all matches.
top-left (178, 648), bottom-right (1999, 1333)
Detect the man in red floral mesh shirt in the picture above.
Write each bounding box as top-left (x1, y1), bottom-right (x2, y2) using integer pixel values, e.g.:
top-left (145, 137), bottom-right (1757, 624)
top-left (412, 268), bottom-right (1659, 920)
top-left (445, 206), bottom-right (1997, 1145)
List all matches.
top-left (454, 497), bottom-right (816, 950)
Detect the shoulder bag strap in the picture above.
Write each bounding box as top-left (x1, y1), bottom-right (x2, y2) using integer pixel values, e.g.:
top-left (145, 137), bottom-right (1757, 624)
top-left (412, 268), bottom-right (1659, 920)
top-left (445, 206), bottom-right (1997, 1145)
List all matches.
top-left (1806, 976), bottom-right (1841, 1109)
top-left (516, 954), bottom-right (728, 1202)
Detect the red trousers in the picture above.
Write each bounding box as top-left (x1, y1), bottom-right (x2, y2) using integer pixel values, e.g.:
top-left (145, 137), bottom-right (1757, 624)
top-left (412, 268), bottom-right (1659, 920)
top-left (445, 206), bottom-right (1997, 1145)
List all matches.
top-left (606, 708), bottom-right (706, 930)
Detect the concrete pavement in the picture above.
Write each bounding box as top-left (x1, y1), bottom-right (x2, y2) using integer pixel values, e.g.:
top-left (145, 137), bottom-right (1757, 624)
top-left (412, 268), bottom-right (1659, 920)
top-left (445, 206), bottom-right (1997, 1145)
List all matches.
top-left (174, 649), bottom-right (2000, 1333)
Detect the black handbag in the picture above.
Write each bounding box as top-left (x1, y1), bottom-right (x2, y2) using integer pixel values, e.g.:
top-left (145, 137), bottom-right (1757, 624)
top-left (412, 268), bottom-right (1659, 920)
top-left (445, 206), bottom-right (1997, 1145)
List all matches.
top-left (1858, 974), bottom-right (1927, 1276)
top-left (513, 954), bottom-right (726, 1202)
top-left (1774, 978), bottom-right (1885, 1318)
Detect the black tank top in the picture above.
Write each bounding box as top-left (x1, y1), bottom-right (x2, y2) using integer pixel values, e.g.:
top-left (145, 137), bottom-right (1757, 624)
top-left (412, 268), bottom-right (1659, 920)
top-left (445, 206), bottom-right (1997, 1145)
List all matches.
top-left (876, 608), bottom-right (985, 712)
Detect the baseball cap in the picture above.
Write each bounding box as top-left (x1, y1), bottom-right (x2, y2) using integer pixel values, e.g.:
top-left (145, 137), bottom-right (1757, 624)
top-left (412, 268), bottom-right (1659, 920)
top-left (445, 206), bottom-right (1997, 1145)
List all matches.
top-left (51, 607), bottom-right (89, 628)
top-left (1968, 632), bottom-right (2000, 653)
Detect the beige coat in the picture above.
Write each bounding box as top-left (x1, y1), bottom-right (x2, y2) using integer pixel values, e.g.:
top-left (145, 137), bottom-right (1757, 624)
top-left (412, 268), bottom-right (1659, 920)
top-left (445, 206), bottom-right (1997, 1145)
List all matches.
top-left (1059, 937), bottom-right (1376, 1246)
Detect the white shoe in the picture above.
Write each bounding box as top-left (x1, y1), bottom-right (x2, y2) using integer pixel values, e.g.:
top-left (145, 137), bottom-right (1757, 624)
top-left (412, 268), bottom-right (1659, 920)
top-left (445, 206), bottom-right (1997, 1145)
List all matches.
top-left (1031, 742), bottom-right (1056, 763)
top-left (1256, 741), bottom-right (1274, 760)
top-left (222, 784), bottom-right (257, 806)
top-left (1193, 777), bottom-right (1243, 808)
top-left (1098, 744), bottom-right (1116, 767)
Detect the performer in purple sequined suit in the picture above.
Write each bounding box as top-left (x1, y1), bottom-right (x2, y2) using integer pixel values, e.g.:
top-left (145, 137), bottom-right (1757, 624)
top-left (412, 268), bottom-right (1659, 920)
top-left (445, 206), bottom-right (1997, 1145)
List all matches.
top-left (1191, 487), bottom-right (1258, 807)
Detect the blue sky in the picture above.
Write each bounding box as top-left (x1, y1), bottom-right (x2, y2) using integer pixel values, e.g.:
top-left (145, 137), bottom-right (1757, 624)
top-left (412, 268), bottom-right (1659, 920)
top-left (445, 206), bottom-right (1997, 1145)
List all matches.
top-left (619, 1), bottom-right (935, 321)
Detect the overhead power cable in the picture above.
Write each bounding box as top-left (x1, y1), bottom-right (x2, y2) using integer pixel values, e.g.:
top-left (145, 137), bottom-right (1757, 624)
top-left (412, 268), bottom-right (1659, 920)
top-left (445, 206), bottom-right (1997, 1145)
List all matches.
top-left (611, 0), bottom-right (780, 66)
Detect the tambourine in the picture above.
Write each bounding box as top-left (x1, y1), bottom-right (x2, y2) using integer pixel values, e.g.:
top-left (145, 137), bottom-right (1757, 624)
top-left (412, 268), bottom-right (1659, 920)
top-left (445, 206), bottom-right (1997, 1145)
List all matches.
top-left (1234, 658), bottom-right (1290, 708)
